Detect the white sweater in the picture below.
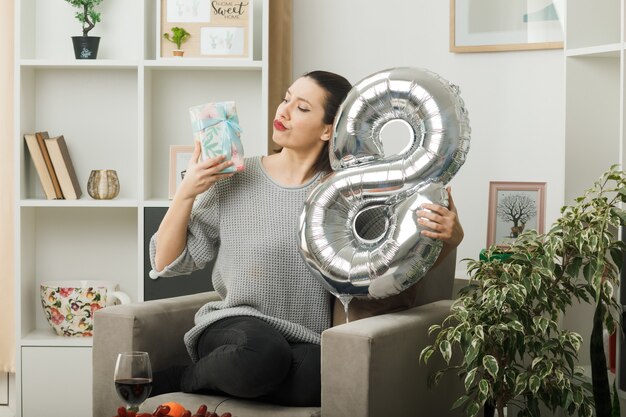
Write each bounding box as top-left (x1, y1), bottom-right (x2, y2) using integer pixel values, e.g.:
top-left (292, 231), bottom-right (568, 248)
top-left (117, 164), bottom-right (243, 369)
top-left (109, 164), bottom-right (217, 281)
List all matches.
top-left (150, 156), bottom-right (332, 362)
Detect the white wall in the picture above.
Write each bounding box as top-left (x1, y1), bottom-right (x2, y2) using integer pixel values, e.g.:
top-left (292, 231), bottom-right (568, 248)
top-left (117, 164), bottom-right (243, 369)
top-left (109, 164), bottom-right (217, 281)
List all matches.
top-left (292, 0), bottom-right (565, 278)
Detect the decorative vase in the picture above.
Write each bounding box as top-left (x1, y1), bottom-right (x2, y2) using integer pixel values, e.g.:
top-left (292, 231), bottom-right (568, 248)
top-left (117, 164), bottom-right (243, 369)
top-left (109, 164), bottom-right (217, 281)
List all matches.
top-left (87, 170), bottom-right (119, 199)
top-left (72, 36), bottom-right (100, 59)
top-left (40, 280), bottom-right (131, 337)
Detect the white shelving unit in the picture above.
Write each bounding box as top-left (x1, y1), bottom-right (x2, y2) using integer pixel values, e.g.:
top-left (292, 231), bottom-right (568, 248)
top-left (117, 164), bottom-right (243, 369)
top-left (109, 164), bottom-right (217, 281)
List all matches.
top-left (13, 0), bottom-right (269, 416)
top-left (564, 0), bottom-right (625, 400)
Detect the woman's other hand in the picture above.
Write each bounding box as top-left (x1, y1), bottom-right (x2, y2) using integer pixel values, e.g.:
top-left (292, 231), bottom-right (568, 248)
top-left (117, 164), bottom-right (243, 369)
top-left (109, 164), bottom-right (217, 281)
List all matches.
top-left (177, 140), bottom-right (236, 200)
top-left (415, 187), bottom-right (464, 248)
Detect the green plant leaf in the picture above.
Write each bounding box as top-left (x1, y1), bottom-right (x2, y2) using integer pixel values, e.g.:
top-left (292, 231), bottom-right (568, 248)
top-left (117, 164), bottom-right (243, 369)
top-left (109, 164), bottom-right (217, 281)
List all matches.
top-left (529, 375), bottom-right (541, 394)
top-left (540, 360), bottom-right (553, 378)
top-left (563, 390), bottom-right (573, 410)
top-left (440, 340), bottom-right (452, 364)
top-left (482, 355), bottom-right (499, 379)
top-left (512, 283), bottom-right (527, 304)
top-left (582, 258), bottom-right (592, 281)
top-left (428, 324), bottom-right (441, 335)
top-left (514, 374), bottom-right (527, 396)
top-left (474, 325), bottom-right (484, 340)
top-left (610, 246), bottom-right (624, 269)
top-left (465, 339), bottom-right (480, 366)
top-left (611, 207), bottom-right (626, 224)
top-left (603, 280), bottom-right (614, 299)
top-left (432, 369), bottom-right (446, 386)
top-left (533, 317), bottom-right (549, 335)
top-left (606, 316), bottom-right (617, 335)
top-left (573, 387), bottom-right (583, 406)
top-left (575, 366), bottom-right (587, 377)
top-left (464, 367), bottom-right (477, 391)
top-left (467, 402), bottom-right (480, 417)
top-left (509, 320), bottom-right (524, 333)
top-left (531, 357), bottom-right (542, 369)
top-left (478, 378), bottom-right (489, 397)
top-left (450, 395), bottom-right (470, 410)
top-left (419, 346), bottom-right (434, 364)
top-left (569, 333), bottom-right (583, 352)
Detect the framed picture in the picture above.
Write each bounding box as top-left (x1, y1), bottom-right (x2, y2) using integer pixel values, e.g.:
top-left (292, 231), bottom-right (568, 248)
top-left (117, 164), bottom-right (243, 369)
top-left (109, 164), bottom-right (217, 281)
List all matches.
top-left (450, 0), bottom-right (564, 52)
top-left (487, 181), bottom-right (546, 248)
top-left (169, 145), bottom-right (194, 199)
top-left (157, 0), bottom-right (253, 59)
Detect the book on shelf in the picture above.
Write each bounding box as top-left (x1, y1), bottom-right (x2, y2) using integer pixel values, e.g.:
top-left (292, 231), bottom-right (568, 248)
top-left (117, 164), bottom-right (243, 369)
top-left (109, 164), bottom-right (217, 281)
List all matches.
top-left (23, 132), bottom-right (59, 200)
top-left (44, 135), bottom-right (82, 200)
top-left (34, 131), bottom-right (64, 199)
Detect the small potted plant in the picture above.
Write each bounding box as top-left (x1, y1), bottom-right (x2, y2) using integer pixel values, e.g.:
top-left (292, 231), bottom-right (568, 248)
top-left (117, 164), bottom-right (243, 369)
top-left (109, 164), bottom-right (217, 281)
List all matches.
top-left (65, 0), bottom-right (104, 59)
top-left (163, 27), bottom-right (191, 57)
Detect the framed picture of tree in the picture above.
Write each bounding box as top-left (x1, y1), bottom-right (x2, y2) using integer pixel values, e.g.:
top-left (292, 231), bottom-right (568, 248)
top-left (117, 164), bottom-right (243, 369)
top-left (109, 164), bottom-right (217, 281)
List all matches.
top-left (487, 181), bottom-right (546, 248)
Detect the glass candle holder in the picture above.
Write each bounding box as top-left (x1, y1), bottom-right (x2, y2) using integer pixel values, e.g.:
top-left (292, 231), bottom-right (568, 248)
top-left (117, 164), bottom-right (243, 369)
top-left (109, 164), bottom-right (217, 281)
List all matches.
top-left (87, 169), bottom-right (120, 199)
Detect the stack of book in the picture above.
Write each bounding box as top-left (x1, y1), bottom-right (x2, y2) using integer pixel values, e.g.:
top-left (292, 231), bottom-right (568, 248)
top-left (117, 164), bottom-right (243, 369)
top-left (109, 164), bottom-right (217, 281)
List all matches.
top-left (24, 131), bottom-right (82, 200)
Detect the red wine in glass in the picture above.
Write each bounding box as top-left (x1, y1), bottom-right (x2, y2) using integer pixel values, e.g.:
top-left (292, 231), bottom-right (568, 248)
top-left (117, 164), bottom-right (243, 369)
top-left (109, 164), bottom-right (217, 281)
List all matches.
top-left (114, 351), bottom-right (153, 411)
top-left (115, 378), bottom-right (153, 406)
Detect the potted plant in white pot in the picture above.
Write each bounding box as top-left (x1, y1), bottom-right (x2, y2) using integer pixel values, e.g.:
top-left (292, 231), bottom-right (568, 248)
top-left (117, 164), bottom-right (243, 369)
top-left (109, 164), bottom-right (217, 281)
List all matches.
top-left (422, 165), bottom-right (624, 417)
top-left (65, 0), bottom-right (104, 59)
top-left (163, 27), bottom-right (191, 57)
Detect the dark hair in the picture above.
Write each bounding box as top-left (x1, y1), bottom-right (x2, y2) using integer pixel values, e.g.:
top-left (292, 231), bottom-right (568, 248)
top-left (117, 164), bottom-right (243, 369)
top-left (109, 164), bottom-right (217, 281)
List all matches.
top-left (303, 70), bottom-right (352, 173)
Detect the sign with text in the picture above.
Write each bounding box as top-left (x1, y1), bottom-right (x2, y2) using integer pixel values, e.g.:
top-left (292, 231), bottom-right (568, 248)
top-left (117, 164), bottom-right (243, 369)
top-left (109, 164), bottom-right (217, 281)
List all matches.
top-left (158, 0), bottom-right (253, 59)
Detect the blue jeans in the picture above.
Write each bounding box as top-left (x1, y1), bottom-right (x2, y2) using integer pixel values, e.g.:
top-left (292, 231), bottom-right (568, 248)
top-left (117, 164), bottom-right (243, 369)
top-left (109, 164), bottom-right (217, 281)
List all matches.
top-left (181, 316), bottom-right (321, 407)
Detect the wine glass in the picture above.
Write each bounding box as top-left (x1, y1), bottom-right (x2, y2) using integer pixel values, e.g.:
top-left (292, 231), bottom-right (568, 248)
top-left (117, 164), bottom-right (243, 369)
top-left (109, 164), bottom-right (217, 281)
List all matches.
top-left (114, 351), bottom-right (153, 412)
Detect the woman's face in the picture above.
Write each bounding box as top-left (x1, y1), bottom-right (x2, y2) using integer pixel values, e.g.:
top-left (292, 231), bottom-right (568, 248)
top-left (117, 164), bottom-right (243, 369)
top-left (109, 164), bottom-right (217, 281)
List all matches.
top-left (272, 76), bottom-right (331, 153)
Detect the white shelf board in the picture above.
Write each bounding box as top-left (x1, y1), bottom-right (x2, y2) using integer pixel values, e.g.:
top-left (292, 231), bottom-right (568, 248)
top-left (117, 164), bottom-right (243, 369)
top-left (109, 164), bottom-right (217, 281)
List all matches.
top-left (145, 59), bottom-right (263, 70)
top-left (21, 329), bottom-right (93, 347)
top-left (565, 43), bottom-right (622, 58)
top-left (19, 198), bottom-right (139, 208)
top-left (143, 199), bottom-right (171, 208)
top-left (19, 59), bottom-right (140, 69)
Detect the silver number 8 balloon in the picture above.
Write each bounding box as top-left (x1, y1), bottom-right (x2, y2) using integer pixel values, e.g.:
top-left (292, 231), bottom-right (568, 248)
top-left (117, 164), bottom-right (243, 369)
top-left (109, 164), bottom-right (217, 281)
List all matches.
top-left (298, 67), bottom-right (471, 299)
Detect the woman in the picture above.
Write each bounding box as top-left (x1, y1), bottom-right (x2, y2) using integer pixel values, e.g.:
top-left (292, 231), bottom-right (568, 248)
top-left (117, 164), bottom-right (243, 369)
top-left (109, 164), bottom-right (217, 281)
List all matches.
top-left (149, 70), bottom-right (463, 406)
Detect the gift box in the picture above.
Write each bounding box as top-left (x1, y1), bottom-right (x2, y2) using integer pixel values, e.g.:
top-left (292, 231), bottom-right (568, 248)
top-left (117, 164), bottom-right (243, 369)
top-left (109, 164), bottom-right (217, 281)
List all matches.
top-left (189, 101), bottom-right (244, 172)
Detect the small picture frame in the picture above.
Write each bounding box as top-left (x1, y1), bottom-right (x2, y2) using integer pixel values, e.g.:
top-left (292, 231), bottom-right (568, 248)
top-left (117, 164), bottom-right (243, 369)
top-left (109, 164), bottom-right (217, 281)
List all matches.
top-left (487, 181), bottom-right (546, 248)
top-left (169, 145), bottom-right (194, 199)
top-left (450, 0), bottom-right (564, 52)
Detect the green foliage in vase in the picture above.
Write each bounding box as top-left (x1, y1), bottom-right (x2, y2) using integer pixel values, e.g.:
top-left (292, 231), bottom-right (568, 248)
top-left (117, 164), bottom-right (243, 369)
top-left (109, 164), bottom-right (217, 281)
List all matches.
top-left (163, 27), bottom-right (191, 50)
top-left (422, 165), bottom-right (625, 417)
top-left (64, 0), bottom-right (104, 37)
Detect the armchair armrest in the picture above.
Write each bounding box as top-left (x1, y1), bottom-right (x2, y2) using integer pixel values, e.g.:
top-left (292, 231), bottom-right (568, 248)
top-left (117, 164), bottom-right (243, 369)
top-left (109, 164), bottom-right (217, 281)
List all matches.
top-left (92, 292), bottom-right (220, 417)
top-left (321, 300), bottom-right (463, 417)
